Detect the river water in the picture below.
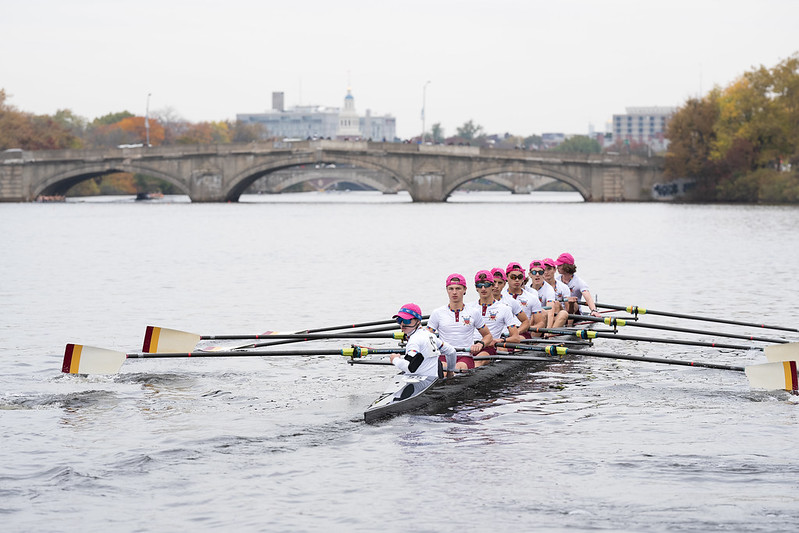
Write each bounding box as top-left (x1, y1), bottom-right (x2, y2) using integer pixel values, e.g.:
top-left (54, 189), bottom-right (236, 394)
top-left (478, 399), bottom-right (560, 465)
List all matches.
top-left (1, 191), bottom-right (798, 532)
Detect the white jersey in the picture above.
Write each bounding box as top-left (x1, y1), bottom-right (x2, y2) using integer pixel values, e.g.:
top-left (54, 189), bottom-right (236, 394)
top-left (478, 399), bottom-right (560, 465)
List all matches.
top-left (428, 305), bottom-right (487, 354)
top-left (469, 299), bottom-right (520, 340)
top-left (393, 327), bottom-right (456, 377)
top-left (503, 287), bottom-right (544, 315)
top-left (549, 277), bottom-right (571, 303)
top-left (534, 282), bottom-right (557, 306)
top-left (556, 273), bottom-right (591, 312)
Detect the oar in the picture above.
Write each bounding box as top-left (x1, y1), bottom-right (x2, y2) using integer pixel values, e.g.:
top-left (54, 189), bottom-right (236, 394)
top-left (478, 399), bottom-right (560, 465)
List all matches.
top-left (62, 343), bottom-right (404, 375)
top-left (539, 327), bottom-right (799, 361)
top-left (496, 342), bottom-right (745, 371)
top-left (569, 315), bottom-right (790, 344)
top-left (494, 342), bottom-right (798, 392)
top-left (583, 302), bottom-right (799, 333)
top-left (531, 327), bottom-right (758, 350)
top-left (143, 322), bottom-right (418, 353)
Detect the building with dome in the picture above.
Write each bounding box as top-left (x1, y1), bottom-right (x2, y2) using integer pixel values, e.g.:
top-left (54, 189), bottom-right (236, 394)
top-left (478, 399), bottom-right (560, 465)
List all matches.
top-left (237, 90), bottom-right (396, 141)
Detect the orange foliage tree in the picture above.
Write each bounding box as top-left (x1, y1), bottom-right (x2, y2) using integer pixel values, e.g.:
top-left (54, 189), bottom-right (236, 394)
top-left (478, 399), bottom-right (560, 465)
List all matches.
top-left (115, 116), bottom-right (165, 146)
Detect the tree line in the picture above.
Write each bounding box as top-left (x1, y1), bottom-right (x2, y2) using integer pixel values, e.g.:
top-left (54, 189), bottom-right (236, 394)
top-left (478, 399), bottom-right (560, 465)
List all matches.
top-left (665, 52), bottom-right (799, 202)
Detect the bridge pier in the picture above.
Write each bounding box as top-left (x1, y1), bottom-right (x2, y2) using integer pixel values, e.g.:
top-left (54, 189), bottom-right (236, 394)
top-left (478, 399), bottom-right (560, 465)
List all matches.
top-left (410, 173), bottom-right (446, 202)
top-left (189, 169), bottom-right (227, 202)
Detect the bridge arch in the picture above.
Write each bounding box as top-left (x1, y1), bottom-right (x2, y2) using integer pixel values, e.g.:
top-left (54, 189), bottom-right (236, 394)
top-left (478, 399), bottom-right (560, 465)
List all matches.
top-left (445, 166), bottom-right (590, 201)
top-left (266, 169), bottom-right (402, 194)
top-left (33, 163), bottom-right (187, 198)
top-left (226, 154), bottom-right (410, 201)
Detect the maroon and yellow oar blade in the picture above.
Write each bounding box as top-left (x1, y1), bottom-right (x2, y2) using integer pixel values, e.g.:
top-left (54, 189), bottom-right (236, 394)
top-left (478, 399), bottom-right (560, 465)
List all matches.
top-left (764, 343), bottom-right (799, 362)
top-left (142, 326), bottom-right (201, 353)
top-left (62, 344), bottom-right (127, 375)
top-left (745, 360), bottom-right (798, 392)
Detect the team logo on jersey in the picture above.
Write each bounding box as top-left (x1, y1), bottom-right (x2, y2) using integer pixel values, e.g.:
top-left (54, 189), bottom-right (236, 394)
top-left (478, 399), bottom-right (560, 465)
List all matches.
top-left (488, 310), bottom-right (498, 321)
top-left (463, 316), bottom-right (471, 325)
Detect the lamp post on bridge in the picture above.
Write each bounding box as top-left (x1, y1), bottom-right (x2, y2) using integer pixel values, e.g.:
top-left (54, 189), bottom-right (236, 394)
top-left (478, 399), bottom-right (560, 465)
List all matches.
top-left (421, 80), bottom-right (430, 144)
top-left (145, 93), bottom-right (151, 147)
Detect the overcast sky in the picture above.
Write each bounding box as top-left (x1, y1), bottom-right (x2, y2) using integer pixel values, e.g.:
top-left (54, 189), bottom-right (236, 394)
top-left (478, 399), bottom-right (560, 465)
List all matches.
top-left (2, 0), bottom-right (797, 139)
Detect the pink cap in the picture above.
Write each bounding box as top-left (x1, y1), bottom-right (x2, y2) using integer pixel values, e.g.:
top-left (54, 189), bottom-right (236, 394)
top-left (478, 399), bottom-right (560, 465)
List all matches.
top-left (542, 257), bottom-right (557, 269)
top-left (555, 252), bottom-right (575, 266)
top-left (393, 303), bottom-right (422, 320)
top-left (474, 270), bottom-right (493, 284)
top-left (446, 273), bottom-right (466, 287)
top-left (506, 262), bottom-right (524, 275)
top-left (490, 268), bottom-right (506, 281)
top-left (529, 259), bottom-right (545, 271)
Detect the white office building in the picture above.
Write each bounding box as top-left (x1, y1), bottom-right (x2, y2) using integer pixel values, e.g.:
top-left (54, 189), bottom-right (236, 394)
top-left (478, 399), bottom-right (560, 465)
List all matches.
top-left (237, 91), bottom-right (396, 141)
top-left (612, 106), bottom-right (676, 151)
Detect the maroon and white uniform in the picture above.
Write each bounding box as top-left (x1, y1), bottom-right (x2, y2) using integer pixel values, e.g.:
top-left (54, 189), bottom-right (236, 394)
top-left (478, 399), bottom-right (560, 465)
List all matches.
top-left (469, 299), bottom-right (520, 341)
top-left (536, 282), bottom-right (557, 307)
top-left (428, 305), bottom-right (487, 355)
top-left (503, 287), bottom-right (544, 315)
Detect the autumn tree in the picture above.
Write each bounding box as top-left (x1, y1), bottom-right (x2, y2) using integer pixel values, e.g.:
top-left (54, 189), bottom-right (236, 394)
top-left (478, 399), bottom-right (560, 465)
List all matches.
top-left (552, 135), bottom-right (601, 154)
top-left (664, 94), bottom-right (721, 199)
top-left (0, 89), bottom-right (83, 150)
top-left (231, 120), bottom-right (267, 142)
top-left (431, 123), bottom-right (444, 143)
top-left (456, 120), bottom-right (484, 141)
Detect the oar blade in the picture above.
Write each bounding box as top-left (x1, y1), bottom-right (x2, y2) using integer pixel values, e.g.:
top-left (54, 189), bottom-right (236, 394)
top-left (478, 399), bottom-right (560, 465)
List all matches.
top-left (62, 344), bottom-right (127, 375)
top-left (745, 361), bottom-right (798, 392)
top-left (764, 343), bottom-right (799, 362)
top-left (142, 326), bottom-right (201, 353)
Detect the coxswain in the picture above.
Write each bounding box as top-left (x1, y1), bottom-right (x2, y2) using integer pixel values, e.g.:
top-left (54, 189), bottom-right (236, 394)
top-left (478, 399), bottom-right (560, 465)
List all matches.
top-left (555, 253), bottom-right (601, 318)
top-left (503, 262), bottom-right (546, 337)
top-left (427, 273), bottom-right (493, 371)
top-left (472, 270), bottom-right (521, 366)
top-left (529, 259), bottom-right (569, 332)
top-left (389, 303), bottom-right (457, 378)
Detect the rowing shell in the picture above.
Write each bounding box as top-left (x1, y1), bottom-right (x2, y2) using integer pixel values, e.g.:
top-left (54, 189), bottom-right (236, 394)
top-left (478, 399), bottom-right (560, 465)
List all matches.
top-left (363, 338), bottom-right (572, 423)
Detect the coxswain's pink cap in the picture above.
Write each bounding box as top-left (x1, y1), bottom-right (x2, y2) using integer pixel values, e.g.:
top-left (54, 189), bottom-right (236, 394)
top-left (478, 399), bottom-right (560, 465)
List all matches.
top-left (555, 252), bottom-right (575, 266)
top-left (393, 303), bottom-right (422, 320)
top-left (542, 257), bottom-right (557, 269)
top-left (474, 270), bottom-right (493, 284)
top-left (490, 268), bottom-right (506, 281)
top-left (446, 273), bottom-right (466, 287)
top-left (506, 262), bottom-right (524, 275)
top-left (529, 259), bottom-right (545, 270)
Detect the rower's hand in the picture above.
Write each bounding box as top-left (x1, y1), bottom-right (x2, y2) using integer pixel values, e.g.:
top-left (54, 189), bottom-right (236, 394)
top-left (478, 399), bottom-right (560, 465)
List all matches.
top-left (590, 310), bottom-right (602, 318)
top-left (446, 371), bottom-right (455, 378)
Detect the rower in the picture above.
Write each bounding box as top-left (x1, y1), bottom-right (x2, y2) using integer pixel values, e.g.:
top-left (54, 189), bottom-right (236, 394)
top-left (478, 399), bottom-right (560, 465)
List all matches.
top-left (491, 267), bottom-right (529, 334)
top-left (529, 259), bottom-right (569, 332)
top-left (555, 252), bottom-right (601, 318)
top-left (427, 273), bottom-right (493, 371)
top-left (472, 270), bottom-right (521, 366)
top-left (389, 303), bottom-right (457, 378)
top-left (503, 262), bottom-right (546, 337)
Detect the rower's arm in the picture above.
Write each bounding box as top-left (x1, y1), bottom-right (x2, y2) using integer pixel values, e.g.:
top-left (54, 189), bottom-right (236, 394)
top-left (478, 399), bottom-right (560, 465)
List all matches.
top-left (516, 311), bottom-right (530, 333)
top-left (505, 325), bottom-right (521, 344)
top-left (582, 290), bottom-right (601, 316)
top-left (473, 326), bottom-right (493, 354)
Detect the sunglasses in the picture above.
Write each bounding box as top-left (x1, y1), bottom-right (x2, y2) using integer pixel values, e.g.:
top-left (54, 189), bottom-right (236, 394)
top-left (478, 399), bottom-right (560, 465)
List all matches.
top-left (530, 269), bottom-right (544, 275)
top-left (396, 317), bottom-right (415, 326)
top-left (508, 274), bottom-right (524, 280)
top-left (475, 282), bottom-right (493, 288)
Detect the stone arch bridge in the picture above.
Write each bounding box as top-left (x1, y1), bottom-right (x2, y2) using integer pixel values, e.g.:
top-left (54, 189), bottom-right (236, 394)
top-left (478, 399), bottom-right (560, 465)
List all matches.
top-left (1, 140), bottom-right (664, 202)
